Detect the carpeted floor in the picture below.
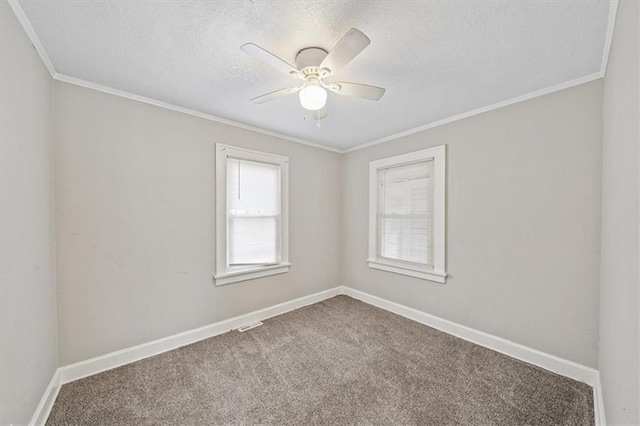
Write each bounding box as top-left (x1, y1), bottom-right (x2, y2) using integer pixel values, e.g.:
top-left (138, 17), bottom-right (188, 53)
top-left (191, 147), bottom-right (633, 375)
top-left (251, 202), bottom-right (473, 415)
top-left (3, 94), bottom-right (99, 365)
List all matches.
top-left (47, 295), bottom-right (594, 425)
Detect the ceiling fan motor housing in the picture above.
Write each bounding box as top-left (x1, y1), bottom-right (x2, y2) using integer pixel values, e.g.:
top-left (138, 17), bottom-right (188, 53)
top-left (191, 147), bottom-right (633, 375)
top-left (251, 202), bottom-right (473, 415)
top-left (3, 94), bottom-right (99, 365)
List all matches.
top-left (295, 47), bottom-right (329, 77)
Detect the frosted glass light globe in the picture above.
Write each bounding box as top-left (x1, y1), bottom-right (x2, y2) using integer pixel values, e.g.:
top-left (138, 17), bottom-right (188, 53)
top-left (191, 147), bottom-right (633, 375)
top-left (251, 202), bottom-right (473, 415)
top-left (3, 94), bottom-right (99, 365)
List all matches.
top-left (299, 85), bottom-right (327, 111)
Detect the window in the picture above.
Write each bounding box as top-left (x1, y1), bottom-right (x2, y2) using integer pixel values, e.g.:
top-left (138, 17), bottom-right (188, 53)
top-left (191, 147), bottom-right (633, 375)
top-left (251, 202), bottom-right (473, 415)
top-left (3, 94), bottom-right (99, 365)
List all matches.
top-left (215, 144), bottom-right (289, 285)
top-left (368, 145), bottom-right (446, 283)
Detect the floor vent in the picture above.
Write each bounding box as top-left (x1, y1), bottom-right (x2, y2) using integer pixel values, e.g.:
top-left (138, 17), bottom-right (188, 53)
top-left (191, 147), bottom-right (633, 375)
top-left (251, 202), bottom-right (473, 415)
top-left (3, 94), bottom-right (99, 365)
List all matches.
top-left (236, 322), bottom-right (263, 332)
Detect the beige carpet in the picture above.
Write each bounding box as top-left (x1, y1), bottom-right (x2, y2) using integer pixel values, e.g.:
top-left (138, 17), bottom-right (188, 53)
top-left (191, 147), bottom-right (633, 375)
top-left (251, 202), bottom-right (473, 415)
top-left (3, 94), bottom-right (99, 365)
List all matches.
top-left (47, 295), bottom-right (594, 425)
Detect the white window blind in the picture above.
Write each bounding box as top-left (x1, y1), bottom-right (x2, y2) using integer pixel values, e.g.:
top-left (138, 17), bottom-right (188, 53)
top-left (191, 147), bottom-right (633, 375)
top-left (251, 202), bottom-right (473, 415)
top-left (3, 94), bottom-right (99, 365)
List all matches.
top-left (215, 144), bottom-right (289, 286)
top-left (377, 159), bottom-right (434, 267)
top-left (227, 158), bottom-right (281, 268)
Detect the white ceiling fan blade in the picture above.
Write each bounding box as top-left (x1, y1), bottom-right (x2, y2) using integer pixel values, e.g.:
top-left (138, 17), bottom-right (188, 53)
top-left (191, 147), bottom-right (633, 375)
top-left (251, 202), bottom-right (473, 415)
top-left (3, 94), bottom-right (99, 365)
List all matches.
top-left (319, 28), bottom-right (370, 78)
top-left (241, 43), bottom-right (304, 79)
top-left (326, 82), bottom-right (385, 101)
top-left (250, 86), bottom-right (302, 104)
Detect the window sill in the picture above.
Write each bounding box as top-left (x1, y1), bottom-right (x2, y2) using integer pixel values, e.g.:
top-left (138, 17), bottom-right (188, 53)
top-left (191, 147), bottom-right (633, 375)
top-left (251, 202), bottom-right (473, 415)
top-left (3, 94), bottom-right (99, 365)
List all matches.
top-left (367, 259), bottom-right (447, 284)
top-left (214, 263), bottom-right (291, 286)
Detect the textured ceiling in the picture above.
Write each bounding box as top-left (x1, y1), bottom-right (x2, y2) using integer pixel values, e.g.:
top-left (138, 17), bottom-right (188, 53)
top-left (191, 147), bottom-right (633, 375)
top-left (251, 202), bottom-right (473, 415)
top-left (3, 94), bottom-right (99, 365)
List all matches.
top-left (17, 0), bottom-right (612, 150)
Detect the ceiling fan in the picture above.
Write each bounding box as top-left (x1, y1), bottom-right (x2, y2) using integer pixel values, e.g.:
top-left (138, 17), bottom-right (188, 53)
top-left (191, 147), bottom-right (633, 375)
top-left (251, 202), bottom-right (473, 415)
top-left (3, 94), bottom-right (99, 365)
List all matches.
top-left (241, 28), bottom-right (385, 118)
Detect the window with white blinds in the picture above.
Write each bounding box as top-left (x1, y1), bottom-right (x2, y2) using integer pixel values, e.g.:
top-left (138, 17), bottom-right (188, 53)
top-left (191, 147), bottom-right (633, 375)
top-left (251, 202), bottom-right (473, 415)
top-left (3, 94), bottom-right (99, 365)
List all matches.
top-left (227, 159), bottom-right (281, 268)
top-left (215, 144), bottom-right (289, 286)
top-left (368, 146), bottom-right (447, 283)
top-left (378, 160), bottom-right (434, 267)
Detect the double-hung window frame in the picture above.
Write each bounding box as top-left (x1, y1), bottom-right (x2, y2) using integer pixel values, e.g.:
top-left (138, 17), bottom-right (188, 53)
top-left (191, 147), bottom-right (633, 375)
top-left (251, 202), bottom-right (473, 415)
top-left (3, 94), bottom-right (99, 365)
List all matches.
top-left (214, 143), bottom-right (290, 286)
top-left (367, 145), bottom-right (447, 283)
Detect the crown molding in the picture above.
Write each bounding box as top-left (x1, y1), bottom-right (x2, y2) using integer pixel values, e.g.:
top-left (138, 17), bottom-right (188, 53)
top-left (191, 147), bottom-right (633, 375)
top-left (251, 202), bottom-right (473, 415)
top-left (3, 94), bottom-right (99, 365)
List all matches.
top-left (344, 0), bottom-right (619, 153)
top-left (54, 74), bottom-right (343, 154)
top-left (6, 0), bottom-right (56, 77)
top-left (342, 71), bottom-right (604, 153)
top-left (8, 0), bottom-right (619, 154)
top-left (601, 0), bottom-right (619, 76)
top-left (6, 0), bottom-right (342, 154)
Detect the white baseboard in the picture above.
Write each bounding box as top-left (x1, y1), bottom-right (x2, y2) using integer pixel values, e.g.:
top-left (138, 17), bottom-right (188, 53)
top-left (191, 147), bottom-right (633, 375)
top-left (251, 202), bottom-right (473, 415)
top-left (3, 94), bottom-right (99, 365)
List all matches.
top-left (33, 285), bottom-right (605, 425)
top-left (28, 370), bottom-right (60, 426)
top-left (594, 372), bottom-right (606, 426)
top-left (340, 287), bottom-right (599, 381)
top-left (57, 286), bottom-right (341, 385)
top-left (340, 286), bottom-right (604, 424)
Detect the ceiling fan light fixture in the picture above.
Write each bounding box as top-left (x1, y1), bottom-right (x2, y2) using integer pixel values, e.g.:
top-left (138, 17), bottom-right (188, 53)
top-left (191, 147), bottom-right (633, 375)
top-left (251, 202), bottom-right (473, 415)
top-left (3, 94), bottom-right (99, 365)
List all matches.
top-left (298, 85), bottom-right (327, 111)
top-left (242, 28), bottom-right (384, 118)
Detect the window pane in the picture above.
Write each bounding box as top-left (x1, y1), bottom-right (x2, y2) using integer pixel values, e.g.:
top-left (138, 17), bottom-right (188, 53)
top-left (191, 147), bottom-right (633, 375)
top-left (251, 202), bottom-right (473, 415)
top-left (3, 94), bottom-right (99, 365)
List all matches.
top-left (227, 158), bottom-right (280, 216)
top-left (227, 158), bottom-right (281, 267)
top-left (380, 216), bottom-right (432, 264)
top-left (229, 217), bottom-right (279, 265)
top-left (380, 217), bottom-right (403, 260)
top-left (378, 159), bottom-right (434, 267)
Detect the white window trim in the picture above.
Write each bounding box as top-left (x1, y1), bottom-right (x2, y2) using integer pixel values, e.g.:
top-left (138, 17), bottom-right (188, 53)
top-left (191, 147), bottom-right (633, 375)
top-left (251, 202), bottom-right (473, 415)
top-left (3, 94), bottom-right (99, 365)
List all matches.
top-left (214, 143), bottom-right (289, 286)
top-left (367, 145), bottom-right (447, 284)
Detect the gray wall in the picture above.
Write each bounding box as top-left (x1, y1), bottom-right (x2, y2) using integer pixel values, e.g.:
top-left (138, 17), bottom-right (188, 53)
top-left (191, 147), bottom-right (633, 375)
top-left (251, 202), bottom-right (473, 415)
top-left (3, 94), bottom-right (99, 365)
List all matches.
top-left (342, 81), bottom-right (603, 368)
top-left (0, 1), bottom-right (58, 424)
top-left (600, 1), bottom-right (640, 424)
top-left (53, 82), bottom-right (342, 365)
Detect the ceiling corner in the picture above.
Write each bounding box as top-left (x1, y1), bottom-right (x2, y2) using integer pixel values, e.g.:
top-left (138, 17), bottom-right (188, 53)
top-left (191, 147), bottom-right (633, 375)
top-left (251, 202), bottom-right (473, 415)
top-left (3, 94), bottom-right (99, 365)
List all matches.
top-left (7, 0), bottom-right (57, 78)
top-left (600, 0), bottom-right (620, 77)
